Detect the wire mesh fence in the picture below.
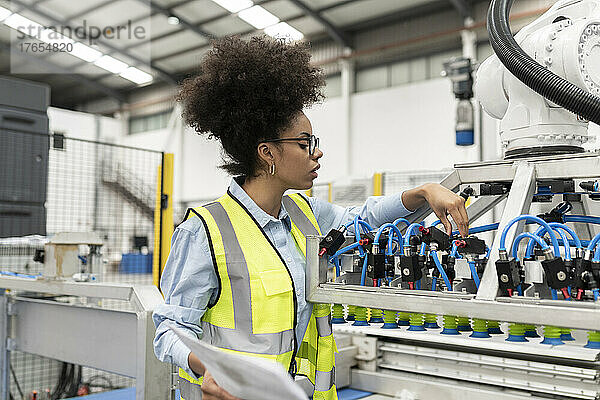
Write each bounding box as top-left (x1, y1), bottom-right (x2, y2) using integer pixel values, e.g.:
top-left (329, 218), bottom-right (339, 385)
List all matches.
top-left (330, 178), bottom-right (372, 207)
top-left (310, 170), bottom-right (453, 208)
top-left (311, 183), bottom-right (330, 203)
top-left (0, 129), bottom-right (164, 398)
top-left (382, 169), bottom-right (452, 196)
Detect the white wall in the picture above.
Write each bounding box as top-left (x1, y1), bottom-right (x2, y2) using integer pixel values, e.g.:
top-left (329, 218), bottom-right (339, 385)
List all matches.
top-left (48, 80), bottom-right (600, 206)
top-left (48, 107), bottom-right (121, 141)
top-left (306, 78), bottom-right (482, 185)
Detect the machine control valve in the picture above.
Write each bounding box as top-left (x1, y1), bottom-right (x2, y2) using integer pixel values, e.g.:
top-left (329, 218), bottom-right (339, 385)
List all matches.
top-left (356, 232), bottom-right (389, 254)
top-left (541, 257), bottom-right (572, 289)
top-left (538, 180), bottom-right (575, 194)
top-left (366, 253), bottom-right (387, 279)
top-left (580, 181), bottom-right (600, 200)
top-left (496, 259), bottom-right (521, 295)
top-left (455, 236), bottom-right (487, 255)
top-left (318, 229), bottom-right (346, 257)
top-left (419, 226), bottom-right (450, 251)
top-left (573, 258), bottom-right (596, 299)
top-left (538, 201), bottom-right (572, 223)
top-left (399, 254), bottom-right (422, 282)
top-left (580, 181), bottom-right (600, 192)
top-left (480, 183), bottom-right (511, 196)
top-left (591, 260), bottom-right (600, 288)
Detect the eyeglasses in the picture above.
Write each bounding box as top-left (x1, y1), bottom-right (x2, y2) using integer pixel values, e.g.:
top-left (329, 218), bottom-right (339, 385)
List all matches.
top-left (263, 134), bottom-right (320, 156)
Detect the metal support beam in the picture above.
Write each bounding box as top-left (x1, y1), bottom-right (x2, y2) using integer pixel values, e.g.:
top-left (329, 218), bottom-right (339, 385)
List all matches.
top-left (0, 291), bottom-right (9, 400)
top-left (477, 161), bottom-right (536, 300)
top-left (341, 56), bottom-right (354, 177)
top-left (136, 308), bottom-right (171, 398)
top-left (0, 42), bottom-right (127, 103)
top-left (0, 278), bottom-right (170, 399)
top-left (15, 298), bottom-right (137, 376)
top-left (137, 0), bottom-right (215, 40)
top-left (308, 282), bottom-right (600, 330)
top-left (8, 0), bottom-right (178, 85)
top-left (153, 0), bottom-right (363, 64)
top-left (571, 198), bottom-right (595, 241)
top-left (351, 370), bottom-right (553, 400)
top-left (287, 0), bottom-right (352, 48)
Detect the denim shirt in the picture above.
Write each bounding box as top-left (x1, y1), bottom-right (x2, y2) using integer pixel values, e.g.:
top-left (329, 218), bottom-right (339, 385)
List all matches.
top-left (153, 178), bottom-right (413, 377)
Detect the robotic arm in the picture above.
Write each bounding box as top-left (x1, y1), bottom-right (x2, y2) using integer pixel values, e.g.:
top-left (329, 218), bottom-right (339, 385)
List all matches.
top-left (476, 0), bottom-right (600, 158)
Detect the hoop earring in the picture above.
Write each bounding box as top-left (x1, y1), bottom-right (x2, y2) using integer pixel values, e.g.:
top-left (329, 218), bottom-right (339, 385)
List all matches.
top-left (269, 163), bottom-right (276, 176)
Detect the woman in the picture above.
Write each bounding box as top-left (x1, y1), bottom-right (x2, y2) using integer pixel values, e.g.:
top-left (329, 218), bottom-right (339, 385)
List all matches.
top-left (153, 36), bottom-right (469, 400)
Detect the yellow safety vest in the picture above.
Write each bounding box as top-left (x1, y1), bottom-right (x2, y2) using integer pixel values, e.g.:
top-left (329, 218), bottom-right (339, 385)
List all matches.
top-left (178, 191), bottom-right (337, 400)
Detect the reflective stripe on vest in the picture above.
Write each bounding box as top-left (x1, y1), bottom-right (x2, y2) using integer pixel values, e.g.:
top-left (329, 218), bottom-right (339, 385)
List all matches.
top-left (284, 194), bottom-right (336, 396)
top-left (178, 368), bottom-right (202, 400)
top-left (283, 194), bottom-right (320, 256)
top-left (178, 192), bottom-right (337, 400)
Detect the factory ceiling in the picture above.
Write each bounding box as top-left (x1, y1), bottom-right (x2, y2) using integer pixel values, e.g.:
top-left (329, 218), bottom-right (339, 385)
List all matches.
top-left (0, 0), bottom-right (477, 109)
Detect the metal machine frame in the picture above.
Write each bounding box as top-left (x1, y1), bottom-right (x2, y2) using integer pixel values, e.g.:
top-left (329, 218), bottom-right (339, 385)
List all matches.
top-left (307, 152), bottom-right (600, 331)
top-left (0, 277), bottom-right (171, 400)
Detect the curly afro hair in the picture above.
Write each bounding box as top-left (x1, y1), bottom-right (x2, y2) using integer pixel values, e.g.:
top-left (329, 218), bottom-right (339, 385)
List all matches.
top-left (177, 35), bottom-right (325, 177)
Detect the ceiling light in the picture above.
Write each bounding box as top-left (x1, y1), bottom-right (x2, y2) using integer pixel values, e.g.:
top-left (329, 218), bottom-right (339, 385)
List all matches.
top-left (94, 55), bottom-right (129, 74)
top-left (264, 22), bottom-right (303, 41)
top-left (238, 5), bottom-right (279, 29)
top-left (120, 67), bottom-right (153, 85)
top-left (212, 0), bottom-right (253, 13)
top-left (167, 16), bottom-right (180, 25)
top-left (4, 13), bottom-right (43, 36)
top-left (0, 6), bottom-right (12, 22)
top-left (69, 42), bottom-right (102, 62)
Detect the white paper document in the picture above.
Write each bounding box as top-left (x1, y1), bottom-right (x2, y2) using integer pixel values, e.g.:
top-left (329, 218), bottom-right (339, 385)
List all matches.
top-left (172, 327), bottom-right (309, 400)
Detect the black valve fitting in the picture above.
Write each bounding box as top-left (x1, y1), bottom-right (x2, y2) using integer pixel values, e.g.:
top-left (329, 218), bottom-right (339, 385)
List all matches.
top-left (541, 257), bottom-right (571, 289)
top-left (496, 259), bottom-right (521, 295)
top-left (419, 226), bottom-right (450, 251)
top-left (455, 236), bottom-right (487, 256)
top-left (319, 229), bottom-right (346, 257)
top-left (367, 253), bottom-right (387, 279)
top-left (399, 254), bottom-right (422, 282)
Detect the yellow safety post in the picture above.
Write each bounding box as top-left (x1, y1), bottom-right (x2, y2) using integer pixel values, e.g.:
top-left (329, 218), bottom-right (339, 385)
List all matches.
top-left (153, 153), bottom-right (174, 289)
top-left (373, 172), bottom-right (383, 196)
top-left (328, 183), bottom-right (332, 203)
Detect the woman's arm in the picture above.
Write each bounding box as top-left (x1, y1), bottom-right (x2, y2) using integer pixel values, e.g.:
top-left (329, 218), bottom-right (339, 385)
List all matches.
top-left (309, 183), bottom-right (468, 237)
top-left (188, 352), bottom-right (206, 376)
top-left (152, 219), bottom-right (219, 377)
top-left (401, 183), bottom-right (468, 236)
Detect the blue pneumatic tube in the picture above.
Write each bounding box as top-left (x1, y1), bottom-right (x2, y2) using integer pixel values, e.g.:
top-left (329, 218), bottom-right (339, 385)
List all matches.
top-left (375, 223), bottom-right (404, 255)
top-left (431, 250), bottom-right (452, 290)
top-left (526, 223), bottom-right (581, 259)
top-left (403, 223), bottom-right (423, 250)
top-left (512, 232), bottom-right (550, 261)
top-left (499, 215), bottom-right (560, 258)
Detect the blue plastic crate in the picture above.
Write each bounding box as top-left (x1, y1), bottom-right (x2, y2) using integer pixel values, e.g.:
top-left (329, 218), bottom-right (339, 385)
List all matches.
top-left (120, 253), bottom-right (153, 274)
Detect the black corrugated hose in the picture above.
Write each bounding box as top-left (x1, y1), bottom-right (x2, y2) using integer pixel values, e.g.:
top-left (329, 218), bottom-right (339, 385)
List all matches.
top-left (487, 0), bottom-right (600, 124)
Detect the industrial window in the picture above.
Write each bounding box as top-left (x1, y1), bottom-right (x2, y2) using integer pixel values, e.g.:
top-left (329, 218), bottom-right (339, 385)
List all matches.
top-left (128, 110), bottom-right (172, 134)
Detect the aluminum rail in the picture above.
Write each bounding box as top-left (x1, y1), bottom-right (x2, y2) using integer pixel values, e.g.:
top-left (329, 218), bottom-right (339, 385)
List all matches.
top-left (0, 277), bottom-right (170, 400)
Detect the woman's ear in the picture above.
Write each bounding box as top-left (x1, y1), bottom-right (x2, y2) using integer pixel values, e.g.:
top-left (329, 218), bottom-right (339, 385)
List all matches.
top-left (257, 142), bottom-right (274, 166)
